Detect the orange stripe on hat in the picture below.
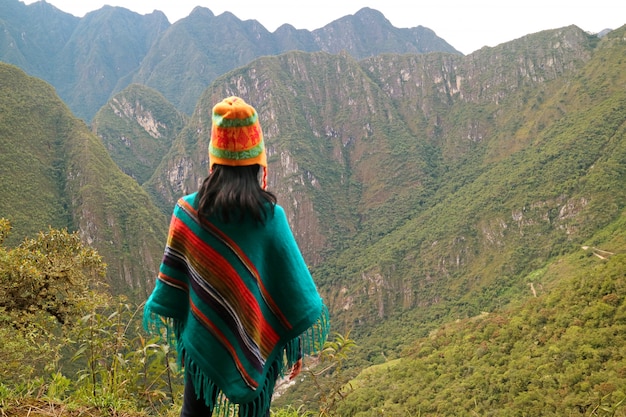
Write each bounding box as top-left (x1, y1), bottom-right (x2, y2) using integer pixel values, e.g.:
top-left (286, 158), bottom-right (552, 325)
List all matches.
top-left (209, 96), bottom-right (267, 188)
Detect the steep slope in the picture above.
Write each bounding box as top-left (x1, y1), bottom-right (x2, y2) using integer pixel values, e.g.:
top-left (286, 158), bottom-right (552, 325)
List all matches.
top-left (130, 7), bottom-right (279, 117)
top-left (273, 7), bottom-right (459, 59)
top-left (333, 27), bottom-right (623, 331)
top-left (324, 25), bottom-right (606, 323)
top-left (145, 26), bottom-right (610, 307)
top-left (308, 7), bottom-right (460, 58)
top-left (362, 25), bottom-right (596, 157)
top-left (332, 209), bottom-right (626, 416)
top-left (0, 64), bottom-right (74, 240)
top-left (143, 49), bottom-right (443, 267)
top-left (0, 0), bottom-right (170, 122)
top-left (0, 63), bottom-right (167, 296)
top-left (91, 84), bottom-right (187, 184)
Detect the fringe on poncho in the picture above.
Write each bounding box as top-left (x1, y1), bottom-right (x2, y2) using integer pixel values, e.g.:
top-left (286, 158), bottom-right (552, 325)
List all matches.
top-left (143, 193), bottom-right (330, 417)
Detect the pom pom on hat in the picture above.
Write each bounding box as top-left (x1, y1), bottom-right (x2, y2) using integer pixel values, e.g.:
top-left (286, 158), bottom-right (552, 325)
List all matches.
top-left (209, 96), bottom-right (267, 189)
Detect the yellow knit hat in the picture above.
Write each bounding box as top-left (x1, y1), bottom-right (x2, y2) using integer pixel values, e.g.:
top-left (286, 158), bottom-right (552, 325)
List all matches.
top-left (209, 96), bottom-right (267, 188)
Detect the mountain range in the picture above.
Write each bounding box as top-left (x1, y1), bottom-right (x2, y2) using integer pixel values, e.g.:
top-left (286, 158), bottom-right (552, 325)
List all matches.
top-left (0, 0), bottom-right (459, 120)
top-left (1, 1), bottom-right (625, 413)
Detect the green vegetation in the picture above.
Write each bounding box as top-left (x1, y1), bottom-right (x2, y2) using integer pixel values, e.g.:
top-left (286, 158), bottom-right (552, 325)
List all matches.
top-left (0, 219), bottom-right (103, 383)
top-left (0, 63), bottom-right (168, 297)
top-left (333, 213), bottom-right (626, 416)
top-left (266, 26), bottom-right (626, 416)
top-left (91, 84), bottom-right (187, 185)
top-left (0, 64), bottom-right (74, 243)
top-left (0, 220), bottom-right (356, 416)
top-left (0, 220), bottom-right (179, 416)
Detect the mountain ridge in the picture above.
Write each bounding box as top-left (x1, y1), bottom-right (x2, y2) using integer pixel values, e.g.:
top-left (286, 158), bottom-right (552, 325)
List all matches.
top-left (1, 0), bottom-right (460, 120)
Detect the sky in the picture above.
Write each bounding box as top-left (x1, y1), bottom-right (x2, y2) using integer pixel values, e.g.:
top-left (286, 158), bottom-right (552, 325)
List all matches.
top-left (22, 0), bottom-right (626, 54)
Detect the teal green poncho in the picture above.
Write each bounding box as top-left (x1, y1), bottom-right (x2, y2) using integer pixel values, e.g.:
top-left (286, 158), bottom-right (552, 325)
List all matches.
top-left (144, 193), bottom-right (329, 416)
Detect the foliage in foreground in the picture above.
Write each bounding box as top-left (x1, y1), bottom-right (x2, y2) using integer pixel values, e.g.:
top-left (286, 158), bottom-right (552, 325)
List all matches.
top-left (0, 220), bottom-right (181, 415)
top-left (0, 218), bottom-right (104, 382)
top-left (0, 220), bottom-right (354, 417)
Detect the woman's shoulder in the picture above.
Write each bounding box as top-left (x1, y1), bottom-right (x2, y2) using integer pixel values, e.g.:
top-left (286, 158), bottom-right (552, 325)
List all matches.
top-left (272, 203), bottom-right (285, 216)
top-left (265, 203), bottom-right (291, 232)
top-left (268, 203), bottom-right (287, 221)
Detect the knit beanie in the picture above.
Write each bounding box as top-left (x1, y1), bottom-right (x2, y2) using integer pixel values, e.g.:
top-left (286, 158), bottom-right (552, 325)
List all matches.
top-left (209, 96), bottom-right (267, 189)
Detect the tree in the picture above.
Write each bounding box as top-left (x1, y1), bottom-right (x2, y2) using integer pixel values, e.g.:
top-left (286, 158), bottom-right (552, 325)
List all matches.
top-left (0, 219), bottom-right (107, 382)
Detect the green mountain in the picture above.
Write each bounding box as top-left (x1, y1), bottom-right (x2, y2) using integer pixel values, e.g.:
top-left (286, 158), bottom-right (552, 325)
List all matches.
top-left (0, 0), bottom-right (169, 121)
top-left (91, 84), bottom-right (187, 185)
top-left (302, 7), bottom-right (459, 57)
top-left (0, 0), bottom-right (458, 121)
top-left (131, 7), bottom-right (461, 114)
top-left (1, 14), bottom-right (625, 414)
top-left (139, 25), bottom-right (626, 413)
top-left (271, 26), bottom-right (626, 414)
top-left (331, 214), bottom-right (626, 416)
top-left (0, 63), bottom-right (167, 296)
top-left (146, 25), bottom-right (615, 285)
top-left (0, 0), bottom-right (78, 79)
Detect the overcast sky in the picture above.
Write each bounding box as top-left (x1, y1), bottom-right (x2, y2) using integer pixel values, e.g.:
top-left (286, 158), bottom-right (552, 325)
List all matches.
top-left (22, 0), bottom-right (625, 54)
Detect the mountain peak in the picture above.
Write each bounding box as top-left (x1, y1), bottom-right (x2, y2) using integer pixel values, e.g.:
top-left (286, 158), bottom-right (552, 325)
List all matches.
top-left (187, 6), bottom-right (215, 19)
top-left (353, 6), bottom-right (391, 22)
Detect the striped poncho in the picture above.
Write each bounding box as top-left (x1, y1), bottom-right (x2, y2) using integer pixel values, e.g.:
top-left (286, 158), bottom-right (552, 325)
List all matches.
top-left (143, 193), bottom-right (329, 415)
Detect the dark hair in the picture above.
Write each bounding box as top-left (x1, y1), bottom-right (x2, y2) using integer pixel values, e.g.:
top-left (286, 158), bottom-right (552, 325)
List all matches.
top-left (196, 164), bottom-right (276, 225)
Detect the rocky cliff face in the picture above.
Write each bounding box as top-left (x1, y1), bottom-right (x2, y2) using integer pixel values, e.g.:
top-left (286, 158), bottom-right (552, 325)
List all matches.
top-left (91, 84), bottom-right (187, 185)
top-left (62, 120), bottom-right (167, 296)
top-left (360, 26), bottom-right (595, 146)
top-left (338, 27), bottom-right (622, 325)
top-left (145, 26), bottom-right (601, 278)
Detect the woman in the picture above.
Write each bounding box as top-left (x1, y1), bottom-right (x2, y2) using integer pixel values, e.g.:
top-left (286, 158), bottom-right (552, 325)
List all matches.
top-left (144, 96), bottom-right (329, 417)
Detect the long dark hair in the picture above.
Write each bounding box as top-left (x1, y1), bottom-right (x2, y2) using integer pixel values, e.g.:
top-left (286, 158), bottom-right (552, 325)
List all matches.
top-left (196, 164), bottom-right (276, 225)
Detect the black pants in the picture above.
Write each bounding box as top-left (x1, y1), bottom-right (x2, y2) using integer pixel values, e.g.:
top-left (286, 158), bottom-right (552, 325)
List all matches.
top-left (180, 362), bottom-right (279, 417)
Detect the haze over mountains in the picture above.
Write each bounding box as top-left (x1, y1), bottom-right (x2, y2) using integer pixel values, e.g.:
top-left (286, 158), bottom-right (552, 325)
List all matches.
top-left (0, 0), bottom-right (459, 120)
top-left (1, 0), bottom-right (625, 413)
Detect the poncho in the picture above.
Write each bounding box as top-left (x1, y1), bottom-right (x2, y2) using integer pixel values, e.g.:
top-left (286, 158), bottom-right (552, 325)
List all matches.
top-left (143, 193), bottom-right (329, 415)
